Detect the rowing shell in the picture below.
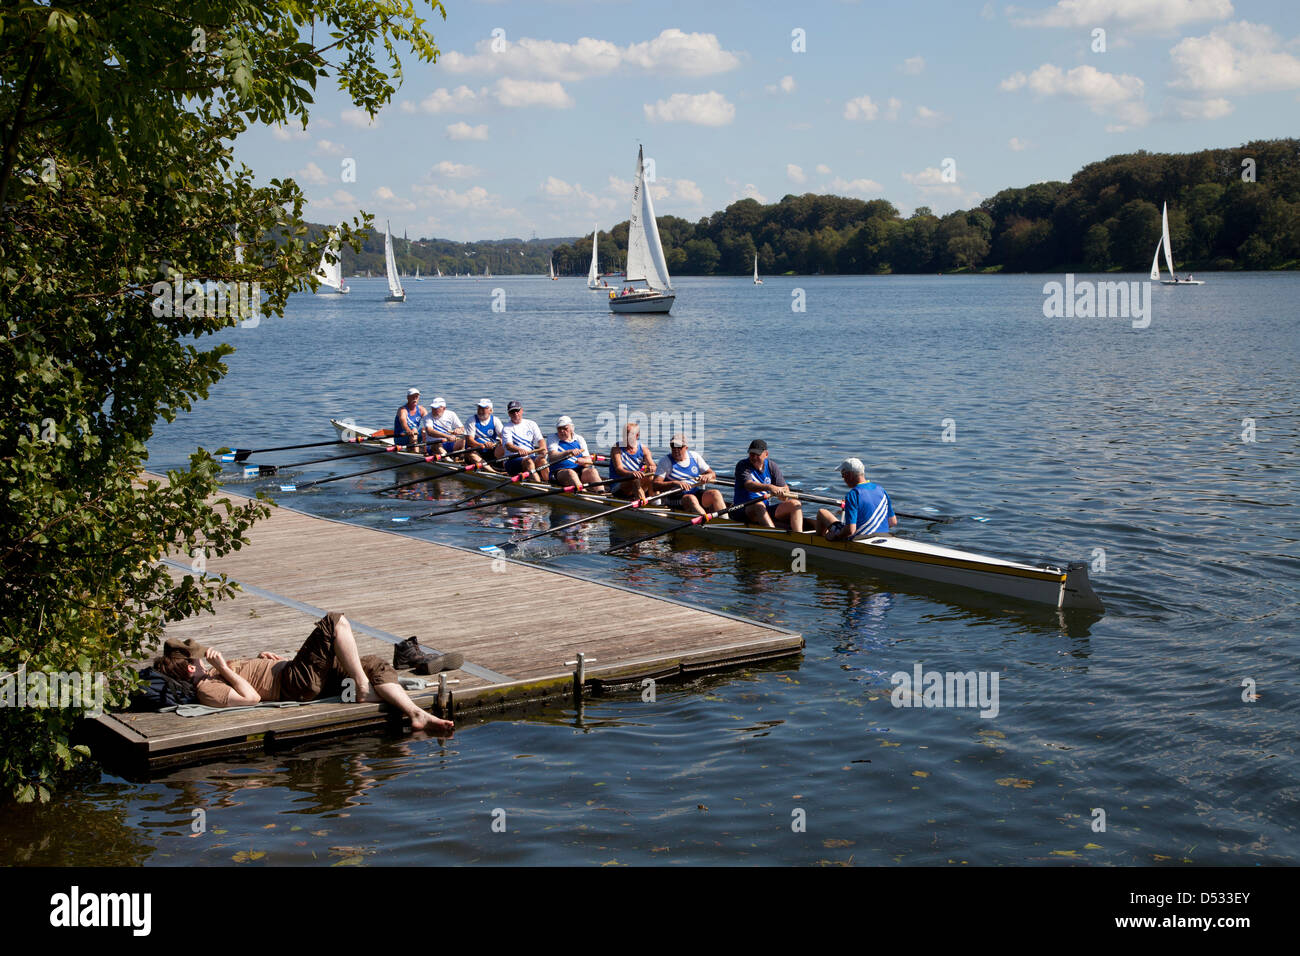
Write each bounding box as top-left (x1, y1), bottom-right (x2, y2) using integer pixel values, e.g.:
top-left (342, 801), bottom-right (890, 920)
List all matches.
top-left (327, 420), bottom-right (1104, 612)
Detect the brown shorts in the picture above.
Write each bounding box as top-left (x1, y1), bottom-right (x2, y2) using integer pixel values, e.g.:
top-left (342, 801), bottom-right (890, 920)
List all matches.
top-left (279, 612), bottom-right (402, 702)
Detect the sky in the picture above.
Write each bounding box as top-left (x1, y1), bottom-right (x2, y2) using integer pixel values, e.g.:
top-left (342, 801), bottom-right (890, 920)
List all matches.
top-left (238, 0), bottom-right (1300, 241)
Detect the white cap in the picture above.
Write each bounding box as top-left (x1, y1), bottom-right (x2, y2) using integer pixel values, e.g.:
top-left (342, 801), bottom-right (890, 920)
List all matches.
top-left (556, 415), bottom-right (573, 428)
top-left (477, 398), bottom-right (492, 408)
top-left (407, 387), bottom-right (420, 397)
top-left (839, 457), bottom-right (865, 475)
top-left (430, 396), bottom-right (446, 408)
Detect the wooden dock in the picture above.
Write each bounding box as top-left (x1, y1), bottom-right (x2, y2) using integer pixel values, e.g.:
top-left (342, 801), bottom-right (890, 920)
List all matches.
top-left (86, 474), bottom-right (803, 771)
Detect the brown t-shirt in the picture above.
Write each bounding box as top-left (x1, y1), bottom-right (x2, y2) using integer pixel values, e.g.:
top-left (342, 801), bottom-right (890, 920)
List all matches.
top-left (195, 658), bottom-right (283, 707)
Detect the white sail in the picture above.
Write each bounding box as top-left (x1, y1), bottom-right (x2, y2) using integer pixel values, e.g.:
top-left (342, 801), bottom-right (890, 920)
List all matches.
top-left (1161, 202), bottom-right (1176, 278)
top-left (549, 258), bottom-right (556, 280)
top-left (313, 226), bottom-right (347, 292)
top-left (437, 266), bottom-right (442, 278)
top-left (1150, 241), bottom-right (1161, 281)
top-left (753, 253), bottom-right (759, 283)
top-left (384, 221), bottom-right (404, 298)
top-left (626, 145), bottom-right (672, 292)
top-left (587, 226), bottom-right (600, 288)
top-left (234, 227), bottom-right (244, 265)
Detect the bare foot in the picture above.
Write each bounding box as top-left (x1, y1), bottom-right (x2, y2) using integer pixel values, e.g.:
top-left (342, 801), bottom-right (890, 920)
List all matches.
top-left (410, 710), bottom-right (454, 734)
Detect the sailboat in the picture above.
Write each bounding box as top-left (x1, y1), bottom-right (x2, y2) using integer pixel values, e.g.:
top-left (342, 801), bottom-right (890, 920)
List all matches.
top-left (312, 225), bottom-right (349, 294)
top-left (609, 145), bottom-right (675, 314)
top-left (549, 258), bottom-right (558, 281)
top-left (414, 266), bottom-right (424, 282)
top-left (587, 226), bottom-right (608, 290)
top-left (384, 221), bottom-right (405, 302)
top-left (1151, 203), bottom-right (1203, 285)
top-left (436, 266), bottom-right (442, 278)
top-left (753, 253), bottom-right (762, 285)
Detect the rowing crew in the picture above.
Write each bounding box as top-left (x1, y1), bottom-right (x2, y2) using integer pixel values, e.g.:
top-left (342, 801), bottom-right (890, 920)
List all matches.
top-left (394, 389), bottom-right (897, 539)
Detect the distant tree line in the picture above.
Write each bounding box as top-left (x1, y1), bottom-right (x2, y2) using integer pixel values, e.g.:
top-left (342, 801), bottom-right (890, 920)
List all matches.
top-left (329, 139), bottom-right (1299, 277)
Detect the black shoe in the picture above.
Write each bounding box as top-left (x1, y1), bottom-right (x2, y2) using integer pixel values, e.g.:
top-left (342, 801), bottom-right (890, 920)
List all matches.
top-left (393, 636), bottom-right (430, 670)
top-left (416, 651), bottom-right (465, 676)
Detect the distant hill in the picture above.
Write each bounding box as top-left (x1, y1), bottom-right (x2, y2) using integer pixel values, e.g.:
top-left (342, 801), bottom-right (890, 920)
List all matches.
top-left (317, 139), bottom-right (1299, 277)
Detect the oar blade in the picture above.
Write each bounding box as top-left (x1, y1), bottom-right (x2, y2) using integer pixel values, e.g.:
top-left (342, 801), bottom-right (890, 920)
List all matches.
top-left (258, 465), bottom-right (278, 477)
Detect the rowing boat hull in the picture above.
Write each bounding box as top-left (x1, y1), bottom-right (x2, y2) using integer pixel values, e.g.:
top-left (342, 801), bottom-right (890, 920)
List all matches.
top-left (326, 420), bottom-right (1104, 611)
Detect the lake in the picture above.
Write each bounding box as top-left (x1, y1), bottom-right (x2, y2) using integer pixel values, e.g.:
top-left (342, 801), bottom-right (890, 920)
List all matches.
top-left (3, 272), bottom-right (1297, 866)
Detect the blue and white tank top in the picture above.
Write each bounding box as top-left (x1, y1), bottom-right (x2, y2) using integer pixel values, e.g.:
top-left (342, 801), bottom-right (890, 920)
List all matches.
top-left (609, 442), bottom-right (645, 480)
top-left (394, 404), bottom-right (425, 445)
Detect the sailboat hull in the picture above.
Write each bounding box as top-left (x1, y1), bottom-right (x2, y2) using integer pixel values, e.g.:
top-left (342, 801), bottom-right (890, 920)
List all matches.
top-left (609, 291), bottom-right (675, 313)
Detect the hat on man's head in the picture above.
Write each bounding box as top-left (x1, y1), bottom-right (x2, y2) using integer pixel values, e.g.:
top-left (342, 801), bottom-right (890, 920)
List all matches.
top-left (163, 636), bottom-right (208, 661)
top-left (407, 387), bottom-right (421, 397)
top-left (507, 400), bottom-right (522, 412)
top-left (477, 398), bottom-right (493, 408)
top-left (669, 433), bottom-right (688, 449)
top-left (748, 439), bottom-right (768, 454)
top-left (556, 415), bottom-right (573, 428)
top-left (430, 396), bottom-right (446, 409)
top-left (839, 457), bottom-right (866, 476)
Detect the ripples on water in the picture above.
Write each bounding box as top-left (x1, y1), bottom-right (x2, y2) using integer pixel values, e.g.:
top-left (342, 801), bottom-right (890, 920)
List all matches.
top-left (3, 274), bottom-right (1296, 865)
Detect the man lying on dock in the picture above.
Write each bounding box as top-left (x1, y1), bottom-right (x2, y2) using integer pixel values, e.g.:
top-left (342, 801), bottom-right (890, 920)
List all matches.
top-left (155, 612), bottom-right (454, 734)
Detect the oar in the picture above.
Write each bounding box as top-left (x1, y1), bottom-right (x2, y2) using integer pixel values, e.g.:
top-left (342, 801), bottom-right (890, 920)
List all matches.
top-left (253, 444), bottom-right (405, 476)
top-left (713, 477), bottom-right (958, 523)
top-left (498, 487), bottom-right (680, 551)
top-left (428, 452), bottom-right (611, 510)
top-left (601, 493), bottom-right (770, 555)
top-left (276, 453), bottom-right (442, 492)
top-left (393, 474), bottom-right (638, 523)
top-left (220, 430), bottom-right (391, 463)
top-left (379, 448), bottom-right (534, 495)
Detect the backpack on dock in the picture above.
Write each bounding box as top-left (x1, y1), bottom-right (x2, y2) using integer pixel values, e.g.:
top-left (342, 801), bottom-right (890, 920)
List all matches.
top-left (129, 666), bottom-right (197, 711)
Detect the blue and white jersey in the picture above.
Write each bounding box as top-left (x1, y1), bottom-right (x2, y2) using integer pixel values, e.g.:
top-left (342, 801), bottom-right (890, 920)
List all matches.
top-left (842, 481), bottom-right (894, 537)
top-left (609, 442), bottom-right (646, 480)
top-left (469, 413), bottom-right (503, 447)
top-left (733, 457), bottom-right (786, 505)
top-left (422, 409), bottom-right (464, 440)
top-left (547, 433), bottom-right (589, 471)
top-left (656, 451), bottom-right (709, 486)
top-left (502, 418), bottom-right (544, 453)
top-left (394, 404), bottom-right (426, 445)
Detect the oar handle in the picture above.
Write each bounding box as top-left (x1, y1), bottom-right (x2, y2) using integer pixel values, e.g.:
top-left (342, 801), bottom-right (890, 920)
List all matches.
top-left (602, 493), bottom-right (769, 555)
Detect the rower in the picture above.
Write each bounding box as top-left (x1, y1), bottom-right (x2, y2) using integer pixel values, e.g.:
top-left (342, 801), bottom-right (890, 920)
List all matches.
top-left (653, 433), bottom-right (725, 515)
top-left (465, 399), bottom-right (504, 470)
top-left (732, 439), bottom-right (803, 531)
top-left (815, 457), bottom-right (896, 540)
top-left (608, 421), bottom-right (656, 503)
top-left (394, 388), bottom-right (426, 449)
top-left (501, 400), bottom-right (548, 481)
top-left (420, 397), bottom-right (466, 460)
top-left (547, 416), bottom-right (602, 489)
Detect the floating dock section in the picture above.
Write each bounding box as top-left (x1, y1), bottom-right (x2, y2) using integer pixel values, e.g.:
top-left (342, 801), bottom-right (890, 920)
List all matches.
top-left (88, 474), bottom-right (803, 771)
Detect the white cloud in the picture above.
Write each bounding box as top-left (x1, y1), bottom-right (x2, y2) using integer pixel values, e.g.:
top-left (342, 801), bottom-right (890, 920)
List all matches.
top-left (903, 167), bottom-right (952, 187)
top-left (787, 163), bottom-right (807, 183)
top-left (901, 56), bottom-right (926, 74)
top-left (843, 95), bottom-right (879, 121)
top-left (1001, 63), bottom-right (1150, 129)
top-left (1009, 136), bottom-right (1031, 151)
top-left (493, 77), bottom-right (574, 109)
top-left (1012, 0), bottom-right (1233, 31)
top-left (296, 161), bottom-right (329, 186)
top-left (442, 29), bottom-right (739, 80)
top-left (410, 184), bottom-right (503, 211)
top-left (729, 182), bottom-right (767, 203)
top-left (766, 74), bottom-right (797, 94)
top-left (429, 160), bottom-right (478, 178)
top-left (314, 139), bottom-right (346, 156)
top-left (340, 109), bottom-right (377, 129)
top-left (373, 186), bottom-right (416, 212)
top-left (1169, 21), bottom-right (1300, 93)
top-left (540, 176), bottom-right (617, 211)
top-left (644, 91), bottom-right (735, 126)
top-left (830, 176), bottom-right (884, 196)
top-left (816, 163), bottom-right (832, 175)
top-left (884, 97), bottom-right (902, 120)
top-left (447, 122), bottom-right (489, 141)
top-left (310, 189), bottom-right (358, 211)
top-left (913, 104), bottom-right (948, 126)
top-left (270, 125), bottom-right (310, 142)
top-left (612, 175), bottom-right (706, 207)
top-left (401, 86), bottom-right (484, 114)
top-left (1168, 96), bottom-right (1234, 118)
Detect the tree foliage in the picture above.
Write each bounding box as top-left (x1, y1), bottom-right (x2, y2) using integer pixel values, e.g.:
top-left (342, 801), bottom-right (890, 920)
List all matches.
top-left (539, 140), bottom-right (1300, 275)
top-left (0, 0), bottom-right (443, 801)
